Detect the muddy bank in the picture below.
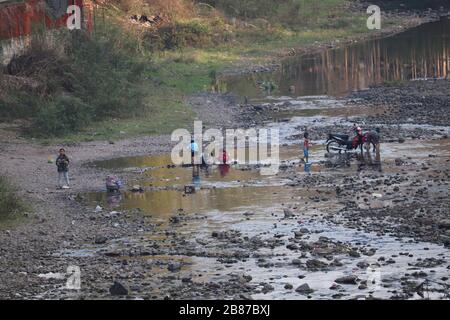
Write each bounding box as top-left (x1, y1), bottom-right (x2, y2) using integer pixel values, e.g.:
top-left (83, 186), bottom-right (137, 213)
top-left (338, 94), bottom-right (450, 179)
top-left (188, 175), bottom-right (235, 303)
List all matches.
top-left (348, 79), bottom-right (450, 127)
top-left (227, 79), bottom-right (450, 143)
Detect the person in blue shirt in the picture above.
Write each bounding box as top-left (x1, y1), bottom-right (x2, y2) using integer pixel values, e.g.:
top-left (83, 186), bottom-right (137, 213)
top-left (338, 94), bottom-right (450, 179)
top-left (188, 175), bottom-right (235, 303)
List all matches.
top-left (189, 139), bottom-right (199, 165)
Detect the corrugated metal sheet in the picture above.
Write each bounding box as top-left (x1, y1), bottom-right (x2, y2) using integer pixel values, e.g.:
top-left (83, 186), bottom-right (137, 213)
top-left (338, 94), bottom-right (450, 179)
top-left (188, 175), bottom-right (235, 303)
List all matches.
top-left (0, 0), bottom-right (93, 40)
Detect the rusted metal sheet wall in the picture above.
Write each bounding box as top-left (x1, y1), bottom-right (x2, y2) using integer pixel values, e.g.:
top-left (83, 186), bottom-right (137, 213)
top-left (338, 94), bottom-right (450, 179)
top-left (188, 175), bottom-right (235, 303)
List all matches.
top-left (0, 0), bottom-right (93, 40)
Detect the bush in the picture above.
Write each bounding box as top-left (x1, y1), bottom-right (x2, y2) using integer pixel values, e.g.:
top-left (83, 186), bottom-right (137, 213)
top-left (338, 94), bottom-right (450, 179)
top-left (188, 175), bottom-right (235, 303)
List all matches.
top-left (35, 96), bottom-right (93, 135)
top-left (1, 24), bottom-right (149, 136)
top-left (159, 20), bottom-right (212, 49)
top-left (202, 0), bottom-right (346, 27)
top-left (0, 175), bottom-right (25, 221)
top-left (0, 91), bottom-right (41, 119)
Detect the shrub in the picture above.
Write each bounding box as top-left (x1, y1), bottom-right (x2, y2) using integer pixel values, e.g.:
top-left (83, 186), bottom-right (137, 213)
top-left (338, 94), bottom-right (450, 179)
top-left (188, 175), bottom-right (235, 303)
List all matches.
top-left (159, 21), bottom-right (212, 49)
top-left (34, 96), bottom-right (93, 135)
top-left (0, 90), bottom-right (41, 120)
top-left (1, 24), bottom-right (149, 136)
top-left (0, 175), bottom-right (25, 221)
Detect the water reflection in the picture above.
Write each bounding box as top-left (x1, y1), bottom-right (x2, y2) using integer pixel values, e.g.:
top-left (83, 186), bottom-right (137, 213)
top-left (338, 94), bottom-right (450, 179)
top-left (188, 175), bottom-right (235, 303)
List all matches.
top-left (304, 162), bottom-right (312, 173)
top-left (106, 193), bottom-right (123, 208)
top-left (218, 18), bottom-right (450, 99)
top-left (87, 186), bottom-right (301, 217)
top-left (218, 164), bottom-right (231, 178)
top-left (192, 165), bottom-right (201, 189)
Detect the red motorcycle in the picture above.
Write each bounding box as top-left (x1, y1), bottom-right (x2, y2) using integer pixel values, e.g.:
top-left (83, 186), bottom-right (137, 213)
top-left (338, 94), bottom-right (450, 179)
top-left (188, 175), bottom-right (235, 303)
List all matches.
top-left (326, 128), bottom-right (366, 154)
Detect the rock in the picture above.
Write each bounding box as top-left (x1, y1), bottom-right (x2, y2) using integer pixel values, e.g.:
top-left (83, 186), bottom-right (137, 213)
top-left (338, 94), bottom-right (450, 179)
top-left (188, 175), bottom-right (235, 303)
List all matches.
top-left (292, 259), bottom-right (302, 266)
top-left (169, 216), bottom-right (180, 224)
top-left (358, 283), bottom-right (368, 290)
top-left (261, 283), bottom-right (274, 293)
top-left (335, 275), bottom-right (359, 285)
top-left (242, 274), bottom-right (253, 282)
top-left (395, 158), bottom-right (404, 166)
top-left (94, 205), bottom-right (103, 213)
top-left (131, 185), bottom-right (144, 192)
top-left (299, 228), bottom-right (309, 234)
top-left (284, 283), bottom-right (294, 290)
top-left (329, 283), bottom-right (342, 290)
top-left (104, 251), bottom-right (121, 257)
top-left (357, 261), bottom-right (370, 269)
top-left (239, 294), bottom-right (253, 300)
top-left (439, 235), bottom-right (450, 246)
top-left (331, 259), bottom-right (343, 267)
top-left (372, 193), bottom-right (382, 198)
top-left (295, 283), bottom-right (314, 295)
top-left (283, 209), bottom-right (294, 219)
top-left (348, 250), bottom-right (360, 258)
top-left (294, 231), bottom-right (303, 238)
top-left (168, 263), bottom-right (181, 272)
top-left (109, 281), bottom-right (128, 296)
top-left (438, 219), bottom-right (450, 230)
top-left (94, 235), bottom-right (107, 244)
top-left (212, 231), bottom-right (228, 239)
top-left (306, 259), bottom-right (328, 270)
top-left (233, 274), bottom-right (252, 283)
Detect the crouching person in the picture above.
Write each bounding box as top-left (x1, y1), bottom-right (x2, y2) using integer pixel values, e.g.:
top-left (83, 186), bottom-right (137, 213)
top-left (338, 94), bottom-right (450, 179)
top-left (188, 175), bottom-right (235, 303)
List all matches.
top-left (106, 175), bottom-right (122, 193)
top-left (56, 148), bottom-right (70, 189)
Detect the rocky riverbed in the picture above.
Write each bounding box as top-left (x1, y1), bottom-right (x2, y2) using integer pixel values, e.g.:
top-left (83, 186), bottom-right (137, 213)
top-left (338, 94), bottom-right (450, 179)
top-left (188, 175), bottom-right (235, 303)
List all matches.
top-left (0, 37), bottom-right (449, 301)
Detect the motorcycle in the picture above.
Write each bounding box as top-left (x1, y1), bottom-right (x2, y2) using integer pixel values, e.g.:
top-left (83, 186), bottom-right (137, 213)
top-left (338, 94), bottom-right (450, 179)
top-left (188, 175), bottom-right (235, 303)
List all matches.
top-left (326, 133), bottom-right (366, 153)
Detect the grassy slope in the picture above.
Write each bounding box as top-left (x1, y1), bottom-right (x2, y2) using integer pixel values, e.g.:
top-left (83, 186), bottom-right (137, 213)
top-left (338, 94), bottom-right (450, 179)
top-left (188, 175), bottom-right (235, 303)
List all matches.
top-left (2, 0), bottom-right (398, 143)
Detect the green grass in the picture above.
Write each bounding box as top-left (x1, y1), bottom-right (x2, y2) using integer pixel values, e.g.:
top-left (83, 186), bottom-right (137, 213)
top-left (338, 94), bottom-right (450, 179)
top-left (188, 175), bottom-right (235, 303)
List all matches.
top-left (0, 175), bottom-right (26, 224)
top-left (42, 94), bottom-right (195, 143)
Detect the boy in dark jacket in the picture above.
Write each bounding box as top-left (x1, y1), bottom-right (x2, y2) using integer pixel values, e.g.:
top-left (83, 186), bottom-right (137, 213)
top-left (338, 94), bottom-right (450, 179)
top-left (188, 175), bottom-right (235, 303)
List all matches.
top-left (56, 148), bottom-right (70, 189)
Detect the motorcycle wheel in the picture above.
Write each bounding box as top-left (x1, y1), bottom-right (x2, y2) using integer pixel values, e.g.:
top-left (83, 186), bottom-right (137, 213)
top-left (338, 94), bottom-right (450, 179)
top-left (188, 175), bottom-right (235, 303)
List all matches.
top-left (327, 141), bottom-right (342, 153)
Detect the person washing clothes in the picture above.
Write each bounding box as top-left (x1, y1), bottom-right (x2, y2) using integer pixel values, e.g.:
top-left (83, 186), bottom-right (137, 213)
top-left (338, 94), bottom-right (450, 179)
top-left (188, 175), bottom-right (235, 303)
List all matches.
top-left (189, 138), bottom-right (199, 165)
top-left (303, 132), bottom-right (311, 163)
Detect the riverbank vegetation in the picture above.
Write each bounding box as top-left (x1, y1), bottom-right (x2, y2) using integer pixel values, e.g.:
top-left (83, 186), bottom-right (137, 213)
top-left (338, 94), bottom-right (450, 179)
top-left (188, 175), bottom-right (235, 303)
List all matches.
top-left (0, 0), bottom-right (440, 140)
top-left (0, 175), bottom-right (26, 222)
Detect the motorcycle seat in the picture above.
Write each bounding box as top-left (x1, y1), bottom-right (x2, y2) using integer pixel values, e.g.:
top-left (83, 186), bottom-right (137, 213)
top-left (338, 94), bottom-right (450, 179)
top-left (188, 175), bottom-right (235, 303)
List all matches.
top-left (329, 133), bottom-right (349, 141)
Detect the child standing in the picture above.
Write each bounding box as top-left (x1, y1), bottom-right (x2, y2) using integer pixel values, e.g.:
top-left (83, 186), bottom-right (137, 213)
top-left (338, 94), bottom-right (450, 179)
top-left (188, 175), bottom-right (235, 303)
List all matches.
top-left (303, 132), bottom-right (311, 163)
top-left (56, 148), bottom-right (70, 189)
top-left (189, 138), bottom-right (199, 165)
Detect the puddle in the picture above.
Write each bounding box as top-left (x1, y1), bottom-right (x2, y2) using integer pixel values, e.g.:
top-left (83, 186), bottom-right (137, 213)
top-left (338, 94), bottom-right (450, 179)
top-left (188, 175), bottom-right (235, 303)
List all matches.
top-left (87, 185), bottom-right (328, 217)
top-left (86, 136), bottom-right (450, 216)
